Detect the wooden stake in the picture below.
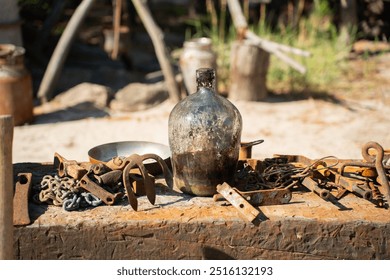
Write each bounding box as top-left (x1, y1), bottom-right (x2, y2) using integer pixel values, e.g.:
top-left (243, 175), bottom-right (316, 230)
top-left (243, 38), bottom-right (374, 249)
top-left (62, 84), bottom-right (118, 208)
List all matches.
top-left (132, 0), bottom-right (181, 103)
top-left (0, 115), bottom-right (14, 260)
top-left (37, 0), bottom-right (96, 103)
top-left (112, 0), bottom-right (122, 60)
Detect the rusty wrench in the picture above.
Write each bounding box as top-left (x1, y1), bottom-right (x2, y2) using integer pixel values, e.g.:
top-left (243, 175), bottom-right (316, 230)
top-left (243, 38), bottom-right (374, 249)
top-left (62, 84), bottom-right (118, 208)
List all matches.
top-left (78, 172), bottom-right (122, 205)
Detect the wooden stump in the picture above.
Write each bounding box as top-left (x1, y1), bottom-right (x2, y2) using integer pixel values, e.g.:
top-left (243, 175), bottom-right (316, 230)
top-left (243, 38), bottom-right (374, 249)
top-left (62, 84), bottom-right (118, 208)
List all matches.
top-left (229, 40), bottom-right (270, 101)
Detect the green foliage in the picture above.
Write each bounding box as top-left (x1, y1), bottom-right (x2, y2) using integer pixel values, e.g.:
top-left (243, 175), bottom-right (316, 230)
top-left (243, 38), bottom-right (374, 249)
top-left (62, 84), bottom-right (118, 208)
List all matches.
top-left (185, 0), bottom-right (357, 95)
top-left (263, 0), bottom-right (354, 93)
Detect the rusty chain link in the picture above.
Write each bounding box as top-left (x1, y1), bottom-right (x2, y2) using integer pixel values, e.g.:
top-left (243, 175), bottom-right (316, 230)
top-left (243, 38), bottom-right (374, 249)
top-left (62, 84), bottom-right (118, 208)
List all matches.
top-left (34, 174), bottom-right (102, 211)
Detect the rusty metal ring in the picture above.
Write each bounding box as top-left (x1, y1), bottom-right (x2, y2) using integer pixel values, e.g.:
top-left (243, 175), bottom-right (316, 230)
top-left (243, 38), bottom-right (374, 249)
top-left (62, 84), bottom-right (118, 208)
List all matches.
top-left (362, 141), bottom-right (384, 163)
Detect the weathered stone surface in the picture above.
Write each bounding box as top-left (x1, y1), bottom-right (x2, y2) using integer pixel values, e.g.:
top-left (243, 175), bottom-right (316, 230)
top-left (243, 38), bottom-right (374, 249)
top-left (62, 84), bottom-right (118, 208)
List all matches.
top-left (110, 82), bottom-right (169, 112)
top-left (12, 163), bottom-right (390, 260)
top-left (53, 82), bottom-right (113, 109)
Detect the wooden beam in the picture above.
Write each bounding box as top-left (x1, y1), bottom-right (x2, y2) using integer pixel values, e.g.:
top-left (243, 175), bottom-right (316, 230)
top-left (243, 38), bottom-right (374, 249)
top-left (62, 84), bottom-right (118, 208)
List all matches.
top-left (132, 0), bottom-right (181, 103)
top-left (0, 115), bottom-right (14, 260)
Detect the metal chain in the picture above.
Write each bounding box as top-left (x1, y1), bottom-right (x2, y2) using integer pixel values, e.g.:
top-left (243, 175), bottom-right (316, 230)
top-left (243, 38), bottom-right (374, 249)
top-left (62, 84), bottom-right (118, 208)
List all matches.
top-left (35, 175), bottom-right (79, 206)
top-left (235, 157), bottom-right (329, 191)
top-left (34, 174), bottom-right (102, 211)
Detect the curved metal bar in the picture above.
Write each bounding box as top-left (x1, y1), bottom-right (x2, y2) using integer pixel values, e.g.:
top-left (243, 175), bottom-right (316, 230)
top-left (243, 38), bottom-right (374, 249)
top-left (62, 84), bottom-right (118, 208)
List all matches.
top-left (122, 154), bottom-right (156, 211)
top-left (140, 153), bottom-right (173, 189)
top-left (362, 141), bottom-right (390, 204)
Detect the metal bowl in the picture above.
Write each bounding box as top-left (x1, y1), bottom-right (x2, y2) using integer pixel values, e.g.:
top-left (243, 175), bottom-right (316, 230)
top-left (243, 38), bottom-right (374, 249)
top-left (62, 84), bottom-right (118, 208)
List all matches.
top-left (88, 141), bottom-right (171, 175)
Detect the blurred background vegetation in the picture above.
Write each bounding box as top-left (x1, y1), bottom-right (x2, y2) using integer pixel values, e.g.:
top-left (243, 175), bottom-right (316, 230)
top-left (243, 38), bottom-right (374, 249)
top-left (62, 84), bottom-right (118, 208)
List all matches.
top-left (16, 0), bottom-right (390, 99)
top-left (184, 0), bottom-right (390, 97)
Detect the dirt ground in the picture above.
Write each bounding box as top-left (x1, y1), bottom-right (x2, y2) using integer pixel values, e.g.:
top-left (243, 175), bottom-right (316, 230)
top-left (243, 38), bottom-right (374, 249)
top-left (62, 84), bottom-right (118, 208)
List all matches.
top-left (12, 52), bottom-right (390, 164)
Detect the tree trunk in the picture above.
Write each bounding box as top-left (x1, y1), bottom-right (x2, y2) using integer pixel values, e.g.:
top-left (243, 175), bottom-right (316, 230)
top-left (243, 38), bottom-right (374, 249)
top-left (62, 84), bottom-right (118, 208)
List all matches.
top-left (132, 0), bottom-right (181, 103)
top-left (229, 40), bottom-right (270, 101)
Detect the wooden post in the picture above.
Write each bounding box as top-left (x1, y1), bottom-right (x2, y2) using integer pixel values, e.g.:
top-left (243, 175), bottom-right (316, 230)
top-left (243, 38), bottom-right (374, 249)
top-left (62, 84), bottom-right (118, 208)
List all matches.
top-left (132, 0), bottom-right (181, 103)
top-left (229, 40), bottom-right (270, 101)
top-left (227, 0), bottom-right (309, 74)
top-left (0, 115), bottom-right (14, 260)
top-left (37, 0), bottom-right (96, 103)
top-left (111, 0), bottom-right (122, 60)
top-left (339, 0), bottom-right (357, 46)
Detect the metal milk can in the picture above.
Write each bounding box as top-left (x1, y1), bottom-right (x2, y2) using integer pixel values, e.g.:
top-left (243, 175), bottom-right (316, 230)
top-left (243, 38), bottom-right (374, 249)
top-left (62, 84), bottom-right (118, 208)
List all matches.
top-left (179, 37), bottom-right (217, 95)
top-left (0, 44), bottom-right (33, 125)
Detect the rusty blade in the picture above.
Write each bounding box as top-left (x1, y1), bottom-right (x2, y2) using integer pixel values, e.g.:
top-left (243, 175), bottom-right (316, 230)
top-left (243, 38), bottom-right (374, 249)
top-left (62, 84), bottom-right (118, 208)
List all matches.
top-left (13, 173), bottom-right (32, 226)
top-left (216, 182), bottom-right (261, 223)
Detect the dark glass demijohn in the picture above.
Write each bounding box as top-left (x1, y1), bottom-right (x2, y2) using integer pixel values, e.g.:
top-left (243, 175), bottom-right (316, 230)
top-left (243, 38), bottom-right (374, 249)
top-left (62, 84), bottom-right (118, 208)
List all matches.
top-left (168, 68), bottom-right (242, 196)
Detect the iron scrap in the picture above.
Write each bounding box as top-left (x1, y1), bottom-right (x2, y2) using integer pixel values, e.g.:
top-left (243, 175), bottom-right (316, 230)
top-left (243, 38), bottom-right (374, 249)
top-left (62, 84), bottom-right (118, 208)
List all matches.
top-left (53, 152), bottom-right (88, 180)
top-left (78, 172), bottom-right (122, 205)
top-left (13, 173), bottom-right (32, 226)
top-left (216, 182), bottom-right (262, 223)
top-left (214, 187), bottom-right (292, 206)
top-left (34, 152), bottom-right (173, 212)
top-left (275, 141), bottom-right (390, 208)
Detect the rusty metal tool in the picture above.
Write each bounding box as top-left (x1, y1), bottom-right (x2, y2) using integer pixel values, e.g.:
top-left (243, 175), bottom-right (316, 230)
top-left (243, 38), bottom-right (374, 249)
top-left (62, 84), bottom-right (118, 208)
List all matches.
top-left (216, 182), bottom-right (261, 223)
top-left (78, 173), bottom-right (122, 205)
top-left (105, 156), bottom-right (132, 171)
top-left (239, 139), bottom-right (264, 160)
top-left (368, 181), bottom-right (385, 207)
top-left (90, 163), bottom-right (111, 175)
top-left (361, 141), bottom-right (390, 203)
top-left (338, 161), bottom-right (379, 178)
top-left (301, 177), bottom-right (331, 200)
top-left (140, 153), bottom-right (173, 189)
top-left (214, 188), bottom-right (291, 206)
top-left (334, 173), bottom-right (372, 200)
top-left (315, 163), bottom-right (332, 178)
top-left (13, 173), bottom-right (32, 226)
top-left (122, 154), bottom-right (155, 211)
top-left (95, 170), bottom-right (123, 187)
top-left (53, 152), bottom-right (87, 180)
top-left (129, 173), bottom-right (155, 196)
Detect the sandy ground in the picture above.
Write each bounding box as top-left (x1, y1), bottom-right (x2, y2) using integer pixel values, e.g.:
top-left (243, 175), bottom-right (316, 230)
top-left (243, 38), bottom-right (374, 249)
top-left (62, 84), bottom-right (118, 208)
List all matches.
top-left (13, 94), bottom-right (390, 164)
top-left (12, 49), bottom-right (390, 164)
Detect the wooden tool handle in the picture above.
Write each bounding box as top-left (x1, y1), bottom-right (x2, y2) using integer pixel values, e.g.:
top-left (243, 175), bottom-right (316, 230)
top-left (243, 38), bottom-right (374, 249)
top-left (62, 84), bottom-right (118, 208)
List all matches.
top-left (0, 115), bottom-right (14, 259)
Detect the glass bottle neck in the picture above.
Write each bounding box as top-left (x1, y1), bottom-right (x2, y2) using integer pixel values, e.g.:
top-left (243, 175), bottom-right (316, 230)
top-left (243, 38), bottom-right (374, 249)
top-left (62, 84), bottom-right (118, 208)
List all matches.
top-left (197, 84), bottom-right (215, 92)
top-left (196, 68), bottom-right (216, 92)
